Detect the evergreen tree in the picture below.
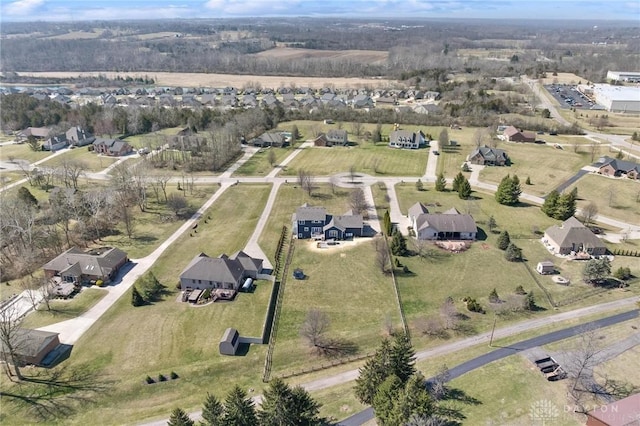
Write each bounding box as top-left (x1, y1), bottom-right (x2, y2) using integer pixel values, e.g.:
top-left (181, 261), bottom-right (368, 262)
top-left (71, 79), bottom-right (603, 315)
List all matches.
top-left (372, 375), bottom-right (403, 425)
top-left (541, 190), bottom-right (559, 218)
top-left (17, 186), bottom-right (38, 207)
top-left (457, 177), bottom-right (471, 199)
top-left (383, 210), bottom-right (392, 236)
top-left (452, 172), bottom-right (464, 193)
top-left (415, 179), bottom-right (424, 191)
top-left (497, 230), bottom-right (511, 250)
top-left (291, 125), bottom-right (300, 142)
top-left (355, 339), bottom-right (393, 405)
top-left (487, 215), bottom-right (497, 233)
top-left (390, 333), bottom-right (416, 384)
top-left (223, 386), bottom-right (257, 426)
top-left (525, 176), bottom-right (532, 185)
top-left (390, 230), bottom-right (408, 256)
top-left (200, 393), bottom-right (224, 426)
top-left (388, 373), bottom-right (434, 425)
top-left (168, 408), bottom-right (195, 426)
top-left (569, 187), bottom-right (578, 202)
top-left (495, 174), bottom-right (520, 205)
top-left (373, 123), bottom-right (382, 144)
top-left (523, 291), bottom-right (536, 311)
top-left (489, 288), bottom-right (500, 303)
top-left (505, 243), bottom-right (523, 262)
top-left (131, 286), bottom-right (144, 307)
top-left (514, 285), bottom-right (527, 295)
top-left (510, 175), bottom-right (522, 203)
top-left (259, 378), bottom-right (321, 426)
top-left (553, 193), bottom-right (576, 220)
top-left (435, 172), bottom-right (446, 192)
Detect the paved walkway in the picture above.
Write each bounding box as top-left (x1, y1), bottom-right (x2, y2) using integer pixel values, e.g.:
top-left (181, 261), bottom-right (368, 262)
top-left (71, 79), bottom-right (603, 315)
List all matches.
top-left (362, 185), bottom-right (381, 234)
top-left (423, 139), bottom-right (439, 180)
top-left (265, 141), bottom-right (312, 178)
top-left (385, 181), bottom-right (411, 235)
top-left (243, 180), bottom-right (281, 270)
top-left (219, 146), bottom-right (260, 179)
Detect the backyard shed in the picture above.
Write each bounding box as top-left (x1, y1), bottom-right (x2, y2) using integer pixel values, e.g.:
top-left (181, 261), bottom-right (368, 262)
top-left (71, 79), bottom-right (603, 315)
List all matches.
top-left (219, 328), bottom-right (240, 356)
top-left (536, 261), bottom-right (555, 275)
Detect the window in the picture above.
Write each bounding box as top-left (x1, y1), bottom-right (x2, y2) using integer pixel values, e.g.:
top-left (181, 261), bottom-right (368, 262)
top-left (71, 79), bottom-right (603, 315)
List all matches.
top-left (304, 227), bottom-right (309, 231)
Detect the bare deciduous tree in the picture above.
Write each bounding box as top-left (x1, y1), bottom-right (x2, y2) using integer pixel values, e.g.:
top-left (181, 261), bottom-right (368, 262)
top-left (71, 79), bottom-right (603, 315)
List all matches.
top-left (0, 304), bottom-right (26, 380)
top-left (439, 297), bottom-right (459, 330)
top-left (300, 309), bottom-right (330, 349)
top-left (59, 159), bottom-right (86, 190)
top-left (349, 188), bottom-right (370, 215)
top-left (580, 202), bottom-right (598, 226)
top-left (565, 327), bottom-right (606, 412)
top-left (166, 193), bottom-right (189, 217)
top-left (297, 169), bottom-right (314, 196)
top-left (350, 121), bottom-right (363, 138)
top-left (373, 235), bottom-right (390, 274)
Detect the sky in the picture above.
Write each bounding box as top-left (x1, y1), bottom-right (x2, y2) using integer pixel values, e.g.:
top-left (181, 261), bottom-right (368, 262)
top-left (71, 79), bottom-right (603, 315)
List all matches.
top-left (0, 0), bottom-right (639, 22)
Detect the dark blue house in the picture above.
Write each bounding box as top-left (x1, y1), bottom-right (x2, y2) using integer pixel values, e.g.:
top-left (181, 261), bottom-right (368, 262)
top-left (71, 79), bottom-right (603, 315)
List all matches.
top-left (292, 203), bottom-right (363, 240)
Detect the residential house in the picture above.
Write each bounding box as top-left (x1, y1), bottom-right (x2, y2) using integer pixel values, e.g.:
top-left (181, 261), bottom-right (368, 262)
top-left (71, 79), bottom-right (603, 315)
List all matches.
top-left (252, 132), bottom-right (285, 148)
top-left (17, 127), bottom-right (50, 141)
top-left (66, 126), bottom-right (95, 147)
top-left (352, 94), bottom-right (374, 109)
top-left (503, 126), bottom-right (536, 142)
top-left (326, 129), bottom-right (348, 146)
top-left (468, 145), bottom-right (510, 166)
top-left (0, 329), bottom-right (60, 366)
top-left (261, 94), bottom-right (280, 108)
top-left (410, 204), bottom-right (477, 240)
top-left (92, 138), bottom-right (133, 156)
top-left (543, 216), bottom-right (607, 256)
top-left (596, 156), bottom-right (640, 179)
top-left (292, 203), bottom-right (363, 240)
top-left (424, 91), bottom-right (441, 100)
top-left (585, 393), bottom-right (640, 426)
top-left (376, 96), bottom-right (397, 106)
top-left (43, 134), bottom-right (68, 151)
top-left (179, 251), bottom-right (263, 292)
top-left (43, 246), bottom-right (129, 284)
top-left (389, 130), bottom-right (426, 149)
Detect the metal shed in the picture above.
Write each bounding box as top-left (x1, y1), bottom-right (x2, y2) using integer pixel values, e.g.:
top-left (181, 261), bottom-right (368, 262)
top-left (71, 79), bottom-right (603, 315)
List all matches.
top-left (219, 328), bottom-right (240, 356)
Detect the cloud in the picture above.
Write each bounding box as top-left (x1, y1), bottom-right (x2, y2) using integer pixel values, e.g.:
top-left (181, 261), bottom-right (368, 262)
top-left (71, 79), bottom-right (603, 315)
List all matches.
top-left (204, 0), bottom-right (303, 16)
top-left (3, 0), bottom-right (45, 16)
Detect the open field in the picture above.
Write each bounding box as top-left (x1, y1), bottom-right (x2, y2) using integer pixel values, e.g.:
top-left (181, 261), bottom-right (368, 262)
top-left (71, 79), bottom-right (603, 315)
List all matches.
top-left (457, 48), bottom-right (540, 61)
top-left (559, 109), bottom-right (640, 136)
top-left (42, 148), bottom-right (119, 172)
top-left (0, 143), bottom-right (53, 164)
top-left (0, 171), bottom-right (26, 187)
top-left (0, 184), bottom-right (274, 425)
top-left (270, 241), bottom-right (402, 374)
top-left (233, 146), bottom-right (295, 176)
top-left (16, 71), bottom-right (396, 90)
top-left (479, 142), bottom-right (590, 196)
top-left (539, 72), bottom-right (588, 85)
top-left (252, 47), bottom-right (388, 64)
top-left (122, 126), bottom-right (185, 149)
top-left (567, 174), bottom-right (640, 226)
top-left (44, 30), bottom-right (105, 40)
top-left (20, 288), bottom-right (107, 329)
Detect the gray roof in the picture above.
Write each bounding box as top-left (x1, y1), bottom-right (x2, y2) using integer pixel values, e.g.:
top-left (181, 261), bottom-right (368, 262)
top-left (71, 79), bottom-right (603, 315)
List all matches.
top-left (469, 145), bottom-right (509, 162)
top-left (109, 140), bottom-right (130, 153)
top-left (180, 251), bottom-right (262, 284)
top-left (390, 130), bottom-right (422, 144)
top-left (294, 204), bottom-right (327, 222)
top-left (408, 202), bottom-right (429, 219)
top-left (544, 217), bottom-right (606, 250)
top-left (325, 212), bottom-right (363, 232)
top-left (415, 213), bottom-right (477, 233)
top-left (43, 247), bottom-right (128, 278)
top-left (93, 137), bottom-right (117, 147)
top-left (598, 156), bottom-right (640, 173)
top-left (220, 328), bottom-right (239, 344)
top-left (326, 129), bottom-right (348, 142)
top-left (0, 329), bottom-right (59, 359)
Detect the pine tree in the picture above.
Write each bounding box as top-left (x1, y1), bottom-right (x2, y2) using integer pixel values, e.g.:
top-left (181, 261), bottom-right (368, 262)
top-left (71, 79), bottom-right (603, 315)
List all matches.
top-left (390, 333), bottom-right (416, 384)
top-left (373, 123), bottom-right (382, 144)
top-left (495, 175), bottom-right (511, 205)
top-left (542, 190), bottom-right (559, 218)
top-left (525, 176), bottom-right (532, 185)
top-left (17, 186), bottom-right (38, 207)
top-left (355, 339), bottom-right (393, 405)
top-left (452, 172), bottom-right (465, 193)
top-left (391, 230), bottom-right (408, 256)
top-left (291, 125), bottom-right (300, 143)
top-left (489, 288), bottom-right (500, 303)
top-left (201, 393), bottom-right (224, 426)
top-left (415, 179), bottom-right (424, 191)
top-left (131, 286), bottom-right (144, 307)
top-left (167, 408), bottom-right (194, 426)
top-left (383, 210), bottom-right (392, 236)
top-left (510, 174), bottom-right (522, 204)
top-left (497, 230), bottom-right (510, 250)
top-left (388, 373), bottom-right (434, 425)
top-left (259, 379), bottom-right (322, 425)
top-left (435, 172), bottom-right (446, 192)
top-left (487, 215), bottom-right (497, 233)
top-left (523, 291), bottom-right (536, 311)
top-left (372, 375), bottom-right (403, 426)
top-left (553, 193), bottom-right (576, 220)
top-left (569, 187), bottom-right (578, 202)
top-left (223, 386), bottom-right (257, 426)
top-left (458, 177), bottom-right (471, 199)
top-left (505, 243), bottom-right (523, 262)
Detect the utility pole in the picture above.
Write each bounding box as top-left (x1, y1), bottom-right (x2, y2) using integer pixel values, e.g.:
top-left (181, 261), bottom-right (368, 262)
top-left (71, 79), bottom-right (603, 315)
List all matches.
top-left (489, 315), bottom-right (497, 347)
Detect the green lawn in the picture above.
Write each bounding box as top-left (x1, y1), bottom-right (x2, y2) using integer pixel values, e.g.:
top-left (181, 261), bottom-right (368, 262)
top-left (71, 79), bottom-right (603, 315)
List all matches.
top-left (0, 184), bottom-right (275, 425)
top-left (20, 288), bottom-right (107, 329)
top-left (0, 171), bottom-right (27, 187)
top-left (233, 146), bottom-right (295, 176)
top-left (41, 147), bottom-right (119, 172)
top-left (122, 126), bottom-right (185, 149)
top-left (0, 143), bottom-right (52, 164)
top-left (271, 241), bottom-right (402, 374)
top-left (566, 174), bottom-right (640, 226)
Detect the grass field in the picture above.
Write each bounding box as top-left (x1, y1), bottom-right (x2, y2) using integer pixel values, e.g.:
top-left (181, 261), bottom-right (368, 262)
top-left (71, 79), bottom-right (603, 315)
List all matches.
top-left (42, 147), bottom-right (119, 172)
top-left (479, 142), bottom-right (590, 196)
top-left (567, 174), bottom-right (640, 226)
top-left (270, 241), bottom-right (402, 374)
top-left (233, 146), bottom-right (295, 176)
top-left (0, 184), bottom-right (274, 425)
top-left (0, 143), bottom-right (52, 164)
top-left (252, 47), bottom-right (388, 64)
top-left (123, 127), bottom-right (185, 149)
top-left (0, 171), bottom-right (26, 187)
top-left (559, 109), bottom-right (640, 136)
top-left (20, 288), bottom-right (107, 329)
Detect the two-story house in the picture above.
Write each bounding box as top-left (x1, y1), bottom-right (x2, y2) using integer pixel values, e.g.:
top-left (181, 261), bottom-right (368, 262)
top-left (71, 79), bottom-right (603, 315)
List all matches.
top-left (292, 203), bottom-right (363, 240)
top-left (389, 130), bottom-right (426, 149)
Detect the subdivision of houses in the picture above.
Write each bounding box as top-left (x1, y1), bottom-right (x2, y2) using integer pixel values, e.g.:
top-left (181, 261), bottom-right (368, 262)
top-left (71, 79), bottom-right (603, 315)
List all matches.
top-left (503, 125), bottom-right (536, 142)
top-left (179, 251), bottom-right (263, 292)
top-left (543, 216), bottom-right (607, 256)
top-left (388, 130), bottom-right (426, 149)
top-left (468, 145), bottom-right (510, 166)
top-left (43, 247), bottom-right (129, 284)
top-left (292, 204), bottom-right (363, 240)
top-left (408, 203), bottom-right (477, 240)
top-left (92, 138), bottom-right (133, 156)
top-left (595, 156), bottom-right (640, 179)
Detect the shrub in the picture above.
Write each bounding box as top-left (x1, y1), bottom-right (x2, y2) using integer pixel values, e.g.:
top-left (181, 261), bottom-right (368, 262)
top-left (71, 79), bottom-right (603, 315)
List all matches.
top-left (463, 297), bottom-right (484, 314)
top-left (489, 288), bottom-right (500, 303)
top-left (145, 376), bottom-right (155, 384)
top-left (170, 371), bottom-right (179, 380)
top-left (613, 267), bottom-right (632, 280)
top-left (202, 288), bottom-right (211, 299)
top-left (95, 280), bottom-right (104, 287)
top-left (514, 285), bottom-right (527, 295)
top-left (497, 231), bottom-right (510, 250)
top-left (158, 374), bottom-right (167, 382)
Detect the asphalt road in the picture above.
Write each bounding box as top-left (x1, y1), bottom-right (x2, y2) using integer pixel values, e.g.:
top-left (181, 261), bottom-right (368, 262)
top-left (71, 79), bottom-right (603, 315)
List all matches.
top-left (338, 309), bottom-right (639, 426)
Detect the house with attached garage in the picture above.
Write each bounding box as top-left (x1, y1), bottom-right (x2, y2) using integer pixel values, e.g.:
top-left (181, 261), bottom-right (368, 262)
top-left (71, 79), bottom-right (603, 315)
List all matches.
top-left (292, 203), bottom-right (363, 240)
top-left (595, 156), bottom-right (640, 180)
top-left (388, 130), bottom-right (426, 149)
top-left (468, 145), bottom-right (510, 166)
top-left (503, 126), bottom-right (536, 143)
top-left (314, 129), bottom-right (349, 147)
top-left (92, 138), bottom-right (133, 156)
top-left (43, 246), bottom-right (129, 285)
top-left (543, 216), bottom-right (607, 256)
top-left (179, 251), bottom-right (263, 292)
top-left (251, 132), bottom-right (286, 148)
top-left (65, 126), bottom-right (95, 147)
top-left (408, 204), bottom-right (477, 241)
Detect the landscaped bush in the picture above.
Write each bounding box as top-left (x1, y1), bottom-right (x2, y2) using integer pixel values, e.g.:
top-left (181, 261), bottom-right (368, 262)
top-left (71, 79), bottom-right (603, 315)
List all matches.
top-left (170, 371), bottom-right (179, 380)
top-left (95, 280), bottom-right (104, 287)
top-left (463, 297), bottom-right (484, 314)
top-left (145, 376), bottom-right (155, 384)
top-left (158, 374), bottom-right (167, 382)
top-left (202, 288), bottom-right (211, 299)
